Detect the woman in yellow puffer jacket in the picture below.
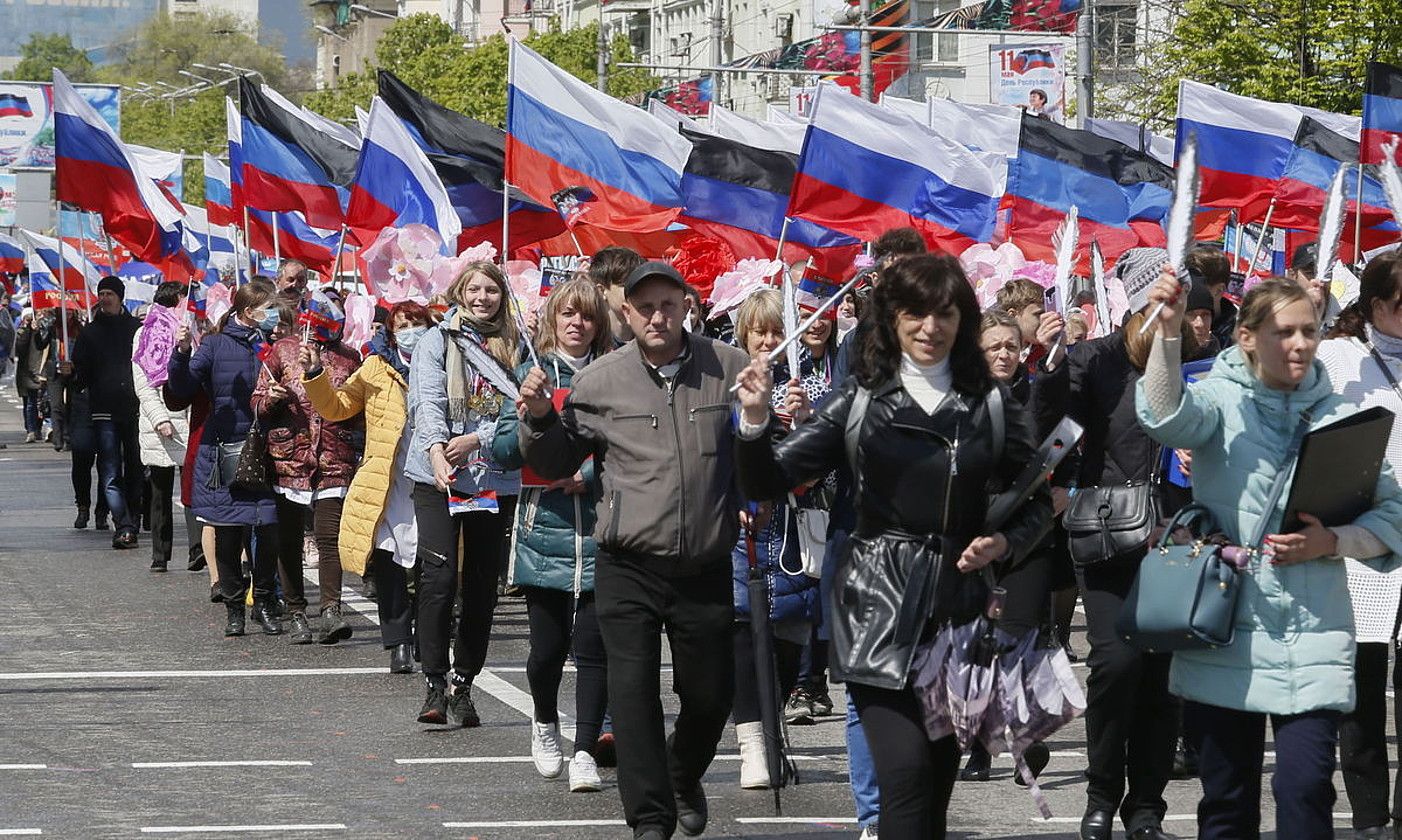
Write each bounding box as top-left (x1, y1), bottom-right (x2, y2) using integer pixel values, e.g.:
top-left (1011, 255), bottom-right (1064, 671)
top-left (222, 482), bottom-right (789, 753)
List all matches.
top-left (302, 301), bottom-right (439, 675)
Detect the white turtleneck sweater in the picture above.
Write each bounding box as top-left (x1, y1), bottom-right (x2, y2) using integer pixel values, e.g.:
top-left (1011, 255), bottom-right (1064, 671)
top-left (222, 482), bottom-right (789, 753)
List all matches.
top-left (900, 352), bottom-right (952, 414)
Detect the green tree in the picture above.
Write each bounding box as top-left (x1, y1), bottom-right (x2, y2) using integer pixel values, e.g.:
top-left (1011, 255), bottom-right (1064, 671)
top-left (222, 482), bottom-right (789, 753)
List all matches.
top-left (1110, 0), bottom-right (1402, 127)
top-left (304, 16), bottom-right (657, 128)
top-left (99, 11), bottom-right (304, 203)
top-left (6, 33), bottom-right (95, 82)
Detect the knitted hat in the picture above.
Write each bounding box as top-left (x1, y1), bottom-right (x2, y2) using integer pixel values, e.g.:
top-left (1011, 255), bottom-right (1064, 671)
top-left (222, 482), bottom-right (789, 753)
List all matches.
top-left (1117, 247), bottom-right (1170, 313)
top-left (97, 275), bottom-right (124, 299)
top-left (1184, 280), bottom-right (1215, 314)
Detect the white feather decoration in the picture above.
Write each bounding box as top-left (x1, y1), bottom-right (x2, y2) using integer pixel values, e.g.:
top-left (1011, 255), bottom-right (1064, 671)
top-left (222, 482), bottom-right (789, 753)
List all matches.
top-left (1315, 163), bottom-right (1348, 282)
top-left (782, 261), bottom-right (806, 377)
top-left (1381, 138), bottom-right (1402, 233)
top-left (1090, 240), bottom-right (1110, 338)
top-left (1051, 205), bottom-right (1079, 313)
top-left (1166, 133), bottom-right (1201, 284)
top-left (451, 331), bottom-right (521, 403)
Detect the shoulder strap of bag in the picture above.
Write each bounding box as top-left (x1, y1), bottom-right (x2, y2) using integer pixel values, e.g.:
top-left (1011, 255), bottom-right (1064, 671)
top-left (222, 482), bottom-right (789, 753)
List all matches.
top-left (1360, 338), bottom-right (1402, 402)
top-left (1247, 409), bottom-right (1315, 550)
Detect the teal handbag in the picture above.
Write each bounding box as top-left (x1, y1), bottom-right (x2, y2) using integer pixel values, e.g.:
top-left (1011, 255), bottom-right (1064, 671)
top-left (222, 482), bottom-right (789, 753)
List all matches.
top-left (1116, 410), bottom-right (1314, 653)
top-left (1115, 504), bottom-right (1238, 651)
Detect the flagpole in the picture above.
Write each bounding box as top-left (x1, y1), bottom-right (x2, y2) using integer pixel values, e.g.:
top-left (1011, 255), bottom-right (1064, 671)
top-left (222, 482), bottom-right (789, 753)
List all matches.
top-left (271, 211), bottom-right (281, 263)
top-left (1243, 198), bottom-right (1277, 278)
top-left (1352, 162), bottom-right (1364, 265)
top-left (772, 217), bottom-right (792, 264)
top-left (330, 224), bottom-right (349, 293)
top-left (55, 201), bottom-right (73, 318)
top-left (501, 179), bottom-right (511, 264)
top-left (1228, 210), bottom-right (1243, 274)
top-left (241, 205), bottom-right (252, 284)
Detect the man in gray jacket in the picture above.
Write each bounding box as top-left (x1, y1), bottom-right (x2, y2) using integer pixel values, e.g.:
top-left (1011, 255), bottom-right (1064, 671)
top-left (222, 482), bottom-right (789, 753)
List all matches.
top-left (520, 261), bottom-right (754, 840)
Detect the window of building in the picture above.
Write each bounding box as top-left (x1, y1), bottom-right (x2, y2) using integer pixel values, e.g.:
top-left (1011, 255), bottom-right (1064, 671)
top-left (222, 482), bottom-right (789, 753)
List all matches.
top-left (1095, 1), bottom-right (1138, 73)
top-left (912, 0), bottom-right (960, 65)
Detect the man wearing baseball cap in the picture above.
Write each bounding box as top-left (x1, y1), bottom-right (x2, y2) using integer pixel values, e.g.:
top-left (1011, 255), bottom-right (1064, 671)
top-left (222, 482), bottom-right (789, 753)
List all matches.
top-left (519, 260), bottom-right (761, 840)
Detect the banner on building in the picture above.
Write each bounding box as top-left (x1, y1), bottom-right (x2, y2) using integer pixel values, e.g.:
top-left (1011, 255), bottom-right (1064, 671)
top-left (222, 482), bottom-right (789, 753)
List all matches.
top-left (0, 82), bottom-right (120, 169)
top-left (788, 86), bottom-right (818, 118)
top-left (0, 170), bottom-right (15, 226)
top-left (989, 44), bottom-right (1066, 123)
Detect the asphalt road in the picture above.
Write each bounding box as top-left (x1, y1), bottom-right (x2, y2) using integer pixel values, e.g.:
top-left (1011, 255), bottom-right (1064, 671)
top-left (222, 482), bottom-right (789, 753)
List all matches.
top-left (0, 379), bottom-right (1357, 839)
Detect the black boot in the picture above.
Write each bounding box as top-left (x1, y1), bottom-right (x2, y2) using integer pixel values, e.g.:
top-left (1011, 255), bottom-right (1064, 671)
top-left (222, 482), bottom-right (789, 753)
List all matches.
top-left (149, 557), bottom-right (168, 573)
top-left (317, 603), bottom-right (352, 645)
top-left (389, 643), bottom-right (415, 674)
top-left (94, 512), bottom-right (109, 531)
top-left (224, 603), bottom-right (246, 637)
top-left (74, 506), bottom-right (89, 529)
top-left (287, 611), bottom-right (313, 645)
top-left (250, 599), bottom-right (282, 635)
top-left (960, 743), bottom-right (992, 781)
top-left (187, 548), bottom-right (207, 572)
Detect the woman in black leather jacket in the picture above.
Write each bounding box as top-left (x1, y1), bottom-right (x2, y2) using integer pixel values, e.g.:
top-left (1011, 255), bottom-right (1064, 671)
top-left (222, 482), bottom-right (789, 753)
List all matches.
top-left (734, 255), bottom-right (1052, 839)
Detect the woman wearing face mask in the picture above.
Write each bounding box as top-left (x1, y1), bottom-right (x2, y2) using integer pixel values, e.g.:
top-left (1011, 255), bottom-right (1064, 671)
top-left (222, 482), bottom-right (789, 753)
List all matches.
top-left (1137, 271), bottom-right (1402, 839)
top-left (167, 281), bottom-right (280, 638)
top-left (491, 279), bottom-right (612, 791)
top-left (1316, 254), bottom-right (1402, 840)
top-left (302, 301), bottom-right (438, 674)
top-left (407, 261), bottom-right (522, 728)
top-left (252, 289), bottom-right (364, 645)
top-left (734, 255), bottom-right (1051, 837)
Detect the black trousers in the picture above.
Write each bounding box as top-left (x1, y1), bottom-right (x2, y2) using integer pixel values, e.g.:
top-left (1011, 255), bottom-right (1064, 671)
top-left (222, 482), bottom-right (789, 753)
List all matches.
top-left (595, 551), bottom-right (733, 836)
top-left (1340, 641), bottom-right (1402, 829)
top-left (70, 448), bottom-right (109, 519)
top-left (848, 682), bottom-right (961, 839)
top-left (371, 548), bottom-right (417, 649)
top-left (732, 622), bottom-right (803, 725)
top-left (148, 466), bottom-right (175, 564)
top-left (524, 586), bottom-right (609, 752)
top-left (1187, 700), bottom-right (1340, 839)
top-left (214, 523), bottom-right (276, 605)
top-left (412, 483), bottom-right (514, 684)
top-left (1077, 562), bottom-right (1176, 831)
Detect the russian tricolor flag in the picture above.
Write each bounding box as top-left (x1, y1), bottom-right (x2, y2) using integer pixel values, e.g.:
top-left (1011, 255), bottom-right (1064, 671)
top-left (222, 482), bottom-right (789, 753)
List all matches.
top-left (506, 40), bottom-right (692, 233)
top-left (203, 153), bottom-right (236, 228)
top-left (1176, 80), bottom-right (1360, 223)
top-left (246, 208), bottom-right (342, 273)
top-left (1363, 61), bottom-right (1402, 166)
top-left (52, 69), bottom-right (184, 263)
top-left (27, 252), bottom-right (80, 311)
top-left (789, 82), bottom-right (999, 254)
top-left (239, 78), bottom-right (357, 230)
top-left (0, 232), bottom-right (24, 275)
top-left (21, 229), bottom-right (102, 296)
top-left (347, 96), bottom-right (462, 252)
top-left (226, 97), bottom-right (244, 213)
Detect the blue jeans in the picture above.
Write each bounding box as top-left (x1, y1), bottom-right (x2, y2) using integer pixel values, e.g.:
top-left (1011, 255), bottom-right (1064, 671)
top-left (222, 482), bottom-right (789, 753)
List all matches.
top-left (1187, 700), bottom-right (1339, 840)
top-left (95, 414), bottom-right (143, 533)
top-left (21, 392), bottom-right (40, 434)
top-left (847, 693), bottom-right (880, 828)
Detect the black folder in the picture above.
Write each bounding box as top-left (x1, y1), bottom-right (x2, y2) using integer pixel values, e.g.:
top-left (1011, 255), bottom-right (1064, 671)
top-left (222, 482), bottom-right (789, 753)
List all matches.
top-left (1281, 406), bottom-right (1395, 533)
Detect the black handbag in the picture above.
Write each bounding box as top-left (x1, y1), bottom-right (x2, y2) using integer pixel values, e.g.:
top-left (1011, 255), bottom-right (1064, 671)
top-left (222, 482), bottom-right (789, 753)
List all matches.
top-left (1063, 480), bottom-right (1159, 567)
top-left (209, 421), bottom-right (270, 493)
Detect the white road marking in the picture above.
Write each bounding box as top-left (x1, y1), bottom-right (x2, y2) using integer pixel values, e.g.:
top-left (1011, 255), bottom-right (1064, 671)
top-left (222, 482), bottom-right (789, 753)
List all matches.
top-left (1035, 813), bottom-right (1353, 824)
top-left (711, 753), bottom-right (844, 762)
top-left (0, 764), bottom-right (46, 770)
top-left (132, 760), bottom-right (313, 769)
top-left (0, 830), bottom-right (42, 836)
top-left (140, 825), bottom-right (346, 834)
top-left (397, 757), bottom-right (536, 765)
top-left (0, 667), bottom-right (383, 681)
top-left (442, 820), bottom-right (627, 829)
top-left (735, 817), bottom-right (859, 824)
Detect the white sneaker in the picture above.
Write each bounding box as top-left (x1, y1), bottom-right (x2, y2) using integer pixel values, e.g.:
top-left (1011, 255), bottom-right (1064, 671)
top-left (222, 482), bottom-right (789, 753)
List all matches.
top-left (736, 721), bottom-right (770, 789)
top-left (530, 720), bottom-right (564, 779)
top-left (568, 750), bottom-right (602, 792)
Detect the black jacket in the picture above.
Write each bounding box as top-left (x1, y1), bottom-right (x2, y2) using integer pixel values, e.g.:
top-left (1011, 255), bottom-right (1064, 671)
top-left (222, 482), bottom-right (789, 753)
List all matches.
top-left (1032, 332), bottom-right (1156, 487)
top-left (737, 377), bottom-right (1052, 688)
top-left (72, 308), bottom-right (140, 418)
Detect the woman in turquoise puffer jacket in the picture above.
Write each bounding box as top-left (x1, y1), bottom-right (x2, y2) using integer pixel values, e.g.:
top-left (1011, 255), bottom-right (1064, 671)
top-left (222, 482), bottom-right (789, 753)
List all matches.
top-left (1135, 271), bottom-right (1402, 840)
top-left (493, 278), bottom-right (611, 794)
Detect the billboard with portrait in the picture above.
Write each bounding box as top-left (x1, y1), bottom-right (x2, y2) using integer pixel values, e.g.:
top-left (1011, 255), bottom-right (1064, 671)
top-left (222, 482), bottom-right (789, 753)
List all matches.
top-left (0, 82), bottom-right (121, 169)
top-left (988, 44), bottom-right (1066, 124)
